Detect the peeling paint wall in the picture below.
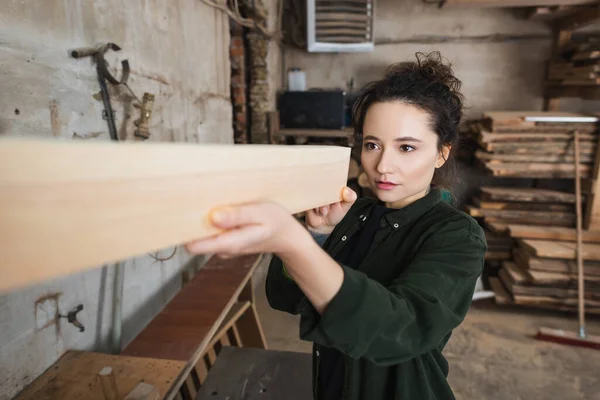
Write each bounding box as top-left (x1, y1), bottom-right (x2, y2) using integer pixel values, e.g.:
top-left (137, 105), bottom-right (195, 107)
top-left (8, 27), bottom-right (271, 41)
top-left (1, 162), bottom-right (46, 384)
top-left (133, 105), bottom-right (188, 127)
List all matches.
top-left (0, 1), bottom-right (231, 398)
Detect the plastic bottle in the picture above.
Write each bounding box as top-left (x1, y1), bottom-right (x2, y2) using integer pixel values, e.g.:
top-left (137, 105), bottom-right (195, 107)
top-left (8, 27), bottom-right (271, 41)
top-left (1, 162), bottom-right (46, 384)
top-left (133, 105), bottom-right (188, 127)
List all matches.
top-left (288, 68), bottom-right (306, 91)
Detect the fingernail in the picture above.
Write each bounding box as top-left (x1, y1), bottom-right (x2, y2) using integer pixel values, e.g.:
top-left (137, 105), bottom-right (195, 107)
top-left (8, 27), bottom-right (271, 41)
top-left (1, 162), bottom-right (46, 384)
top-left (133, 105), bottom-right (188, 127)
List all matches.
top-left (212, 210), bottom-right (227, 223)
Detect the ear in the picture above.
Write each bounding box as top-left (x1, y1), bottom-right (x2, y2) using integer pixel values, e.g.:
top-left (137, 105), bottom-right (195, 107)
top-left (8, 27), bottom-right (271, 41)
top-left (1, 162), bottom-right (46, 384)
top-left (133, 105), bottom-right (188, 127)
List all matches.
top-left (436, 145), bottom-right (452, 169)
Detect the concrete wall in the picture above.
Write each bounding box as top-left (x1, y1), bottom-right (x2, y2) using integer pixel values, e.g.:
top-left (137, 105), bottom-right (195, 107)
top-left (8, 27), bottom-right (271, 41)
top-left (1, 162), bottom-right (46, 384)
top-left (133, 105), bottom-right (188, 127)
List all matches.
top-left (0, 1), bottom-right (231, 398)
top-left (284, 0), bottom-right (599, 118)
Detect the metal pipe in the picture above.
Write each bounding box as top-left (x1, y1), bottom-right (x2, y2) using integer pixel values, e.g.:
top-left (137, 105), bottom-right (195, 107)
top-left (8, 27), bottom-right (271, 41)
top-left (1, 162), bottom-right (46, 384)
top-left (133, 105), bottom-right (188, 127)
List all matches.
top-left (111, 261), bottom-right (125, 354)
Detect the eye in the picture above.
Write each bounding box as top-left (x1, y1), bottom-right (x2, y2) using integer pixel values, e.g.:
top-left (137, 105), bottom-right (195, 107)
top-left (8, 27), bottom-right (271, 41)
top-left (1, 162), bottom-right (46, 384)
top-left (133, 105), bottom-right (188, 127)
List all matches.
top-left (399, 144), bottom-right (416, 152)
top-left (364, 142), bottom-right (380, 151)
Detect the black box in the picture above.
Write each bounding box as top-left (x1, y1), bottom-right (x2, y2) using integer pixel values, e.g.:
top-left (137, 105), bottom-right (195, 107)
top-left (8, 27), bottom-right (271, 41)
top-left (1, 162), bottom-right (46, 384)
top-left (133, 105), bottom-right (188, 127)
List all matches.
top-left (278, 90), bottom-right (346, 130)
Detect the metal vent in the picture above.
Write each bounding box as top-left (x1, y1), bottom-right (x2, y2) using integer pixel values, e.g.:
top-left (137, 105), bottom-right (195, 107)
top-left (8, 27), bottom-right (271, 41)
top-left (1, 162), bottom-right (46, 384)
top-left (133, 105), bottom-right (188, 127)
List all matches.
top-left (307, 0), bottom-right (375, 53)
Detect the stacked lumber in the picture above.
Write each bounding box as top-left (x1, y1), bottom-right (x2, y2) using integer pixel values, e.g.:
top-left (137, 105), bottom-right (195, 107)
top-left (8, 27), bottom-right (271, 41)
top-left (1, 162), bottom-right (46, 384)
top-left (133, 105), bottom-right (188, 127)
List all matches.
top-left (466, 111), bottom-right (598, 178)
top-left (547, 39), bottom-right (600, 87)
top-left (467, 187), bottom-right (577, 264)
top-left (489, 226), bottom-right (600, 314)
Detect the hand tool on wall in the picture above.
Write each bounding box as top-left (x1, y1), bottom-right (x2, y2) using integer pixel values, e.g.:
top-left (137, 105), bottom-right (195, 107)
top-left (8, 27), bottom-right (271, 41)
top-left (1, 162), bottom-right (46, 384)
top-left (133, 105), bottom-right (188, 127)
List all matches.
top-left (71, 43), bottom-right (131, 142)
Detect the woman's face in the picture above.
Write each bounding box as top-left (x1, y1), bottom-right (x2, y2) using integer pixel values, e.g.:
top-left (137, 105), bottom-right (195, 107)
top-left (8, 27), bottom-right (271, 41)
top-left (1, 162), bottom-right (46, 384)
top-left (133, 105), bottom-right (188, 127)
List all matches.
top-left (360, 101), bottom-right (450, 208)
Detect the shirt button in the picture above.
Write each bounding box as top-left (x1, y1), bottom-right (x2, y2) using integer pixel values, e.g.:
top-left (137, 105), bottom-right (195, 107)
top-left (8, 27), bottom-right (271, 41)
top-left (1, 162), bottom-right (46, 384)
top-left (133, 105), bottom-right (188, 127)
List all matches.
top-left (316, 350), bottom-right (320, 357)
top-left (393, 223), bottom-right (399, 228)
top-left (341, 236), bottom-right (347, 241)
top-left (359, 215), bottom-right (364, 219)
top-left (362, 217), bottom-right (367, 221)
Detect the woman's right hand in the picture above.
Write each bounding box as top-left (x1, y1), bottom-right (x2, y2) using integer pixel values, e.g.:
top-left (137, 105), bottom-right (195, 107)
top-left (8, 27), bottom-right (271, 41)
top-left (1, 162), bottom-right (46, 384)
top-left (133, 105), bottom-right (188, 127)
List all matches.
top-left (305, 187), bottom-right (357, 235)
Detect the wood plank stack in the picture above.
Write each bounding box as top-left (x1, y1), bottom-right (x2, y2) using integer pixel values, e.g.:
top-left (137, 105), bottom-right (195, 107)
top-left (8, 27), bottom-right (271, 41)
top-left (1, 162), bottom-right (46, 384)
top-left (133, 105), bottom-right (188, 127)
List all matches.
top-left (489, 224), bottom-right (600, 314)
top-left (467, 186), bottom-right (577, 264)
top-left (461, 110), bottom-right (600, 313)
top-left (547, 39), bottom-right (600, 87)
top-left (465, 111), bottom-right (598, 178)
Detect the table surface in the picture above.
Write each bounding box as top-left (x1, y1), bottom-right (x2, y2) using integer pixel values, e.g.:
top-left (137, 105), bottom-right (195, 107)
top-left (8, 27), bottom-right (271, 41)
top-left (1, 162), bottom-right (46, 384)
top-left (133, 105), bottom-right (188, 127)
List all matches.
top-left (195, 347), bottom-right (313, 400)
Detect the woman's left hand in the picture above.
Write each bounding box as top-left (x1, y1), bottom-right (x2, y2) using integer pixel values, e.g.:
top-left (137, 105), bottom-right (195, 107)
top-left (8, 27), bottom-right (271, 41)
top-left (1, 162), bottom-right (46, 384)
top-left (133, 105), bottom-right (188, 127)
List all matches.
top-left (185, 202), bottom-right (307, 258)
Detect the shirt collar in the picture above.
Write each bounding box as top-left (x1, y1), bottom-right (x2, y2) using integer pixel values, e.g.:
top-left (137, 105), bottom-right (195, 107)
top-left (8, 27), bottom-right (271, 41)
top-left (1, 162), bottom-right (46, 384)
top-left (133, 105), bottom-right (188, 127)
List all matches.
top-left (367, 188), bottom-right (442, 230)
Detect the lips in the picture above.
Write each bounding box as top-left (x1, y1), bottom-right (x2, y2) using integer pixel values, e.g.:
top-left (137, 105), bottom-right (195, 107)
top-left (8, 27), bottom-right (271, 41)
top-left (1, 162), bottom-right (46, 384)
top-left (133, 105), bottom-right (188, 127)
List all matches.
top-left (376, 181), bottom-right (397, 190)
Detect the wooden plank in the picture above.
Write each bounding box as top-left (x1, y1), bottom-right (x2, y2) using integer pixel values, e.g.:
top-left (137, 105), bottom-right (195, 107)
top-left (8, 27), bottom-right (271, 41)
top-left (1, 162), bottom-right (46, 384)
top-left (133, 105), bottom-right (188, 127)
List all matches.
top-left (527, 268), bottom-right (600, 284)
top-left (475, 150), bottom-right (594, 164)
top-left (443, 0), bottom-right (597, 7)
top-left (520, 239), bottom-right (600, 260)
top-left (480, 186), bottom-right (575, 203)
top-left (584, 122), bottom-right (600, 230)
top-left (14, 351), bottom-right (184, 400)
top-left (489, 277), bottom-right (512, 305)
top-left (485, 250), bottom-right (512, 260)
top-left (483, 161), bottom-right (591, 178)
top-left (514, 247), bottom-right (600, 276)
top-left (0, 139), bottom-right (349, 293)
top-left (315, 12), bottom-right (369, 21)
top-left (478, 131), bottom-right (596, 143)
top-left (527, 6), bottom-right (580, 21)
top-left (473, 198), bottom-right (573, 212)
top-left (481, 141), bottom-right (596, 154)
top-left (507, 224), bottom-right (600, 243)
top-left (122, 254), bottom-right (262, 400)
top-left (466, 206), bottom-right (575, 226)
top-left (485, 221), bottom-right (509, 235)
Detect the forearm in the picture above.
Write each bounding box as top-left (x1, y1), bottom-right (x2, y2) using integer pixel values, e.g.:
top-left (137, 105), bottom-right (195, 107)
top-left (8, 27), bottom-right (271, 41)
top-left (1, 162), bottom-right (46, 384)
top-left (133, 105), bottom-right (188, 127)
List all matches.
top-left (279, 229), bottom-right (344, 314)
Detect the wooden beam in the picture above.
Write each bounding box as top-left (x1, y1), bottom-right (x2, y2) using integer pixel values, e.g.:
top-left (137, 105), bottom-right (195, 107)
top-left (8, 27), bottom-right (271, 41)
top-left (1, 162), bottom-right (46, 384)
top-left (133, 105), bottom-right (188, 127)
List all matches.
top-left (0, 139), bottom-right (350, 293)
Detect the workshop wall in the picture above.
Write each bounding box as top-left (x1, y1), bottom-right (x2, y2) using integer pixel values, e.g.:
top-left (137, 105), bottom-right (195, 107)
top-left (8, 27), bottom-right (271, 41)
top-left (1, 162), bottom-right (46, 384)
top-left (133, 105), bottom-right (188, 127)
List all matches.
top-left (283, 0), bottom-right (600, 118)
top-left (0, 1), bottom-right (231, 398)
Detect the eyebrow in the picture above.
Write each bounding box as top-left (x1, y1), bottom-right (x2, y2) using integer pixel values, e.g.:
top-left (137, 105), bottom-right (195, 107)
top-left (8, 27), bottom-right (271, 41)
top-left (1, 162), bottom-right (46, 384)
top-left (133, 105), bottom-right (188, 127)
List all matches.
top-left (363, 135), bottom-right (423, 143)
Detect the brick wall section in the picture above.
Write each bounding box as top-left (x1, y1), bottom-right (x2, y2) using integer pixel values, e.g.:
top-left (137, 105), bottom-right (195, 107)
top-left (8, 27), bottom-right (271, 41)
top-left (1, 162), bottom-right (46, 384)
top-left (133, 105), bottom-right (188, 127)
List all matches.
top-left (230, 20), bottom-right (248, 144)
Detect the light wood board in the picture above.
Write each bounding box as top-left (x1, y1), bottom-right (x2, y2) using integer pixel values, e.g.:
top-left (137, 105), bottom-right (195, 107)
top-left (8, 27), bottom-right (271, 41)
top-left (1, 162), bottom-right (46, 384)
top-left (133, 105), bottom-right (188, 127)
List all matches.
top-left (0, 139), bottom-right (350, 292)
top-left (444, 0), bottom-right (598, 7)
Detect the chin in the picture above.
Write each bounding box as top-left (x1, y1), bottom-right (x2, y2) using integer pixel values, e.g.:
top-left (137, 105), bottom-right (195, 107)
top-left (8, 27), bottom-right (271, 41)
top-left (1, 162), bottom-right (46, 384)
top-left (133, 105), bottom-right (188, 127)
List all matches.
top-left (372, 187), bottom-right (404, 203)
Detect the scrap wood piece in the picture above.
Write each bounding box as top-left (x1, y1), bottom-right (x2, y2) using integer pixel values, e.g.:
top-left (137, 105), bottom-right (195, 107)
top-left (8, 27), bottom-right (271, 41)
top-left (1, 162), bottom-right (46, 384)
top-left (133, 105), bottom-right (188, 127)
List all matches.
top-left (480, 187), bottom-right (575, 203)
top-left (0, 139), bottom-right (350, 293)
top-left (489, 277), bottom-right (512, 305)
top-left (520, 239), bottom-right (600, 261)
top-left (507, 224), bottom-right (600, 243)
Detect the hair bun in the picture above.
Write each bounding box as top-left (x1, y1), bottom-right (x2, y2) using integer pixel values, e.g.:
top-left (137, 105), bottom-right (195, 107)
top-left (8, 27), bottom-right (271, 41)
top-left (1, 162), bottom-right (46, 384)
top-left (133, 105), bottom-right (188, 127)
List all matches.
top-left (385, 51), bottom-right (462, 95)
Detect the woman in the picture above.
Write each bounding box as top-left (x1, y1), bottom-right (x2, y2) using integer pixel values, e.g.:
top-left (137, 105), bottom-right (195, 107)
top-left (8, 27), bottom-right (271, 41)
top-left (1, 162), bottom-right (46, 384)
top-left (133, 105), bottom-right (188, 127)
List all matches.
top-left (186, 52), bottom-right (487, 400)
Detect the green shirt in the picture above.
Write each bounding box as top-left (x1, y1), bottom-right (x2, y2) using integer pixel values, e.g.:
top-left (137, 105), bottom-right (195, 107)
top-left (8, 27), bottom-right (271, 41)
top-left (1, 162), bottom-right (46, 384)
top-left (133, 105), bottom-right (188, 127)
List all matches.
top-left (266, 188), bottom-right (487, 400)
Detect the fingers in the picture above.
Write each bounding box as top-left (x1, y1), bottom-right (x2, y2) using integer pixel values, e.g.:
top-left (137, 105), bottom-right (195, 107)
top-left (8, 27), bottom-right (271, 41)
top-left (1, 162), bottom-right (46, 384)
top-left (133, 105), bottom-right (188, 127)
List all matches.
top-left (341, 187), bottom-right (357, 204)
top-left (209, 203), bottom-right (271, 229)
top-left (186, 225), bottom-right (268, 255)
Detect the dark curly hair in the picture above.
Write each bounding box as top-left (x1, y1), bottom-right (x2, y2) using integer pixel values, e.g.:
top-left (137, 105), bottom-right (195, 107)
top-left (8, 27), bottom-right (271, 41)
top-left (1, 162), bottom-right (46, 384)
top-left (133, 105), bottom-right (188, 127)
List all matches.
top-left (351, 51), bottom-right (464, 189)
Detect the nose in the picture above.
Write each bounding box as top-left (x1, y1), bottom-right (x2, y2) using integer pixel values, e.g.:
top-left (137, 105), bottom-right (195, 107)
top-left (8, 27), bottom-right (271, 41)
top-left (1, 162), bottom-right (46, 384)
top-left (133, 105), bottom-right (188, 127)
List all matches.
top-left (376, 148), bottom-right (394, 174)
